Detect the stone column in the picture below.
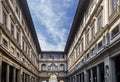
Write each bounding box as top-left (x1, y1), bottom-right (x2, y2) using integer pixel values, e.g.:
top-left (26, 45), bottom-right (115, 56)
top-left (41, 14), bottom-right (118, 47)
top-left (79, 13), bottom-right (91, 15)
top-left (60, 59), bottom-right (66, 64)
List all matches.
top-left (97, 66), bottom-right (100, 82)
top-left (84, 70), bottom-right (87, 82)
top-left (110, 59), bottom-right (116, 82)
top-left (28, 75), bottom-right (30, 82)
top-left (20, 70), bottom-right (23, 82)
top-left (86, 71), bottom-right (89, 82)
top-left (6, 64), bottom-right (10, 82)
top-left (0, 57), bottom-right (2, 82)
top-left (81, 73), bottom-right (83, 82)
top-left (13, 68), bottom-right (16, 82)
top-left (104, 57), bottom-right (112, 82)
top-left (18, 70), bottom-right (21, 82)
top-left (90, 69), bottom-right (93, 82)
top-left (23, 73), bottom-right (26, 82)
top-left (27, 75), bottom-right (28, 82)
top-left (29, 76), bottom-right (31, 82)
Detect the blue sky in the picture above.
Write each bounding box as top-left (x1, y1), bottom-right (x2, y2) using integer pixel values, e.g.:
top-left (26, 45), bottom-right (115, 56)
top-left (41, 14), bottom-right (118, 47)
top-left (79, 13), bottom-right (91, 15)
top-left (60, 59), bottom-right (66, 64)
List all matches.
top-left (27, 0), bottom-right (79, 51)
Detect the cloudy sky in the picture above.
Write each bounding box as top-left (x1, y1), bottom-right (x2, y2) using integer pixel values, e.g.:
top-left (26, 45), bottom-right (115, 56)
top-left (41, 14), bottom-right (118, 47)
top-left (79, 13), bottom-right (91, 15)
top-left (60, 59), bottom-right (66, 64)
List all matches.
top-left (27, 0), bottom-right (79, 51)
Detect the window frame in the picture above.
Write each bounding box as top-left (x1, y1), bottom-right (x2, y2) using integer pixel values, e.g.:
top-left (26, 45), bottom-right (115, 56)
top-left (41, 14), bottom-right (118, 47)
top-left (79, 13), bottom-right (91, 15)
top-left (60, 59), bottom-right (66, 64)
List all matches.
top-left (86, 30), bottom-right (89, 45)
top-left (111, 25), bottom-right (120, 39)
top-left (112, 0), bottom-right (119, 13)
top-left (2, 38), bottom-right (8, 48)
top-left (98, 40), bottom-right (103, 50)
top-left (97, 13), bottom-right (103, 31)
top-left (41, 64), bottom-right (47, 71)
top-left (2, 10), bottom-right (7, 27)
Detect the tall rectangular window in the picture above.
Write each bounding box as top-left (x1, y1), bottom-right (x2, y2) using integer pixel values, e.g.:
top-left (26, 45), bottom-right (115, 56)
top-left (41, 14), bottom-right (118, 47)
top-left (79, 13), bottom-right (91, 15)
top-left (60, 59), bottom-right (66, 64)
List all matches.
top-left (16, 29), bottom-right (20, 44)
top-left (112, 0), bottom-right (118, 12)
top-left (16, 6), bottom-right (19, 15)
top-left (98, 40), bottom-right (103, 50)
top-left (111, 25), bottom-right (119, 38)
top-left (97, 15), bottom-right (103, 30)
top-left (91, 25), bottom-right (95, 38)
top-left (2, 11), bottom-right (7, 27)
top-left (11, 23), bottom-right (14, 36)
top-left (22, 40), bottom-right (24, 50)
top-left (77, 47), bottom-right (79, 56)
top-left (81, 39), bottom-right (84, 51)
top-left (86, 32), bottom-right (89, 45)
top-left (3, 38), bottom-right (8, 47)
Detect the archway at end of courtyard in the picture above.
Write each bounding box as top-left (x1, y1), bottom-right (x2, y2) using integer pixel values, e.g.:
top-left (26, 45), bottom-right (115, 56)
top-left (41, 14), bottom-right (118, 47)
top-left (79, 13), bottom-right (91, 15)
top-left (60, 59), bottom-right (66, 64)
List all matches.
top-left (49, 74), bottom-right (57, 82)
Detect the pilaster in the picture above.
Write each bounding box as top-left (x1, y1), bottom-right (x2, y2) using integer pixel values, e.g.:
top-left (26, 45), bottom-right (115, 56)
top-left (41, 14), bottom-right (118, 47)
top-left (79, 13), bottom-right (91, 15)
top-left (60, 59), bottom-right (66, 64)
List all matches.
top-left (97, 66), bottom-right (100, 82)
top-left (90, 69), bottom-right (93, 82)
top-left (103, 0), bottom-right (109, 27)
top-left (13, 68), bottom-right (16, 82)
top-left (6, 64), bottom-right (10, 82)
top-left (104, 56), bottom-right (112, 82)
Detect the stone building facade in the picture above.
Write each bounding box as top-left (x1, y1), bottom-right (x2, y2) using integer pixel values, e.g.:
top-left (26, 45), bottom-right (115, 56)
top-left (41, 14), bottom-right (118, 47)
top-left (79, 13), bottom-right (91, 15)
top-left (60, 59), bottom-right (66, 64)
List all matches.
top-left (0, 0), bottom-right (40, 82)
top-left (39, 52), bottom-right (67, 82)
top-left (65, 0), bottom-right (120, 82)
top-left (0, 0), bottom-right (120, 82)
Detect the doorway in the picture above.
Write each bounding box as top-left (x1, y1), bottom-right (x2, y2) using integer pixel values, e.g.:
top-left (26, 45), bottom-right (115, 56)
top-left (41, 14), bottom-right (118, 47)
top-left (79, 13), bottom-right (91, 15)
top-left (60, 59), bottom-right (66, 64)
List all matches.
top-left (115, 55), bottom-right (120, 82)
top-left (49, 74), bottom-right (57, 82)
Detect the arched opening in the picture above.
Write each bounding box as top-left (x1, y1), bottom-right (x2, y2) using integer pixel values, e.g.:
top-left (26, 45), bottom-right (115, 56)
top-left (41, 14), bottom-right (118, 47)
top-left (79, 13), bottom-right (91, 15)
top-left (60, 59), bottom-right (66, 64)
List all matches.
top-left (41, 64), bottom-right (47, 71)
top-left (49, 74), bottom-right (57, 82)
top-left (48, 63), bottom-right (58, 71)
top-left (60, 64), bottom-right (65, 70)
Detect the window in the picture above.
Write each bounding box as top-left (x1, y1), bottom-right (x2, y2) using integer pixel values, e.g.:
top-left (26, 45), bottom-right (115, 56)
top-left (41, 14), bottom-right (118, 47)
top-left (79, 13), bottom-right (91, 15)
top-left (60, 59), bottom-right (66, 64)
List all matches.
top-left (17, 32), bottom-right (19, 42)
top-left (91, 48), bottom-right (95, 55)
top-left (11, 23), bottom-right (14, 36)
top-left (48, 63), bottom-right (58, 71)
top-left (91, 25), bottom-right (95, 38)
top-left (16, 6), bottom-right (19, 15)
top-left (22, 19), bottom-right (24, 26)
top-left (16, 29), bottom-right (20, 44)
top-left (41, 64), bottom-right (46, 71)
top-left (60, 64), bottom-right (65, 71)
top-left (22, 40), bottom-right (24, 50)
top-left (3, 38), bottom-right (8, 47)
top-left (77, 47), bottom-right (79, 56)
top-left (111, 25), bottom-right (119, 38)
top-left (17, 52), bottom-right (20, 58)
top-left (2, 11), bottom-right (7, 27)
top-left (98, 41), bottom-right (103, 50)
top-left (11, 47), bottom-right (14, 53)
top-left (85, 9), bottom-right (89, 21)
top-left (26, 46), bottom-right (27, 53)
top-left (97, 15), bottom-right (103, 30)
top-left (86, 53), bottom-right (90, 59)
top-left (86, 32), bottom-right (89, 45)
top-left (112, 0), bottom-right (118, 12)
top-left (79, 44), bottom-right (81, 54)
top-left (42, 54), bottom-right (64, 59)
top-left (89, 0), bottom-right (94, 11)
top-left (81, 39), bottom-right (84, 51)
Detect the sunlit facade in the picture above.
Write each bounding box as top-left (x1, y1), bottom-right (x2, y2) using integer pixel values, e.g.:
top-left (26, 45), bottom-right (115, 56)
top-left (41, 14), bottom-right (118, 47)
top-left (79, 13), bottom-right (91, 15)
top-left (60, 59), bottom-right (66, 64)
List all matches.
top-left (0, 0), bottom-right (40, 82)
top-left (65, 0), bottom-right (120, 82)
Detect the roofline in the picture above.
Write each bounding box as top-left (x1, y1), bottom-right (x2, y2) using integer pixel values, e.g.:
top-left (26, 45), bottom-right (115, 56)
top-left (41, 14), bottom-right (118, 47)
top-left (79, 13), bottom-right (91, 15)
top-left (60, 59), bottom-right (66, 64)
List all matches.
top-left (19, 0), bottom-right (41, 53)
top-left (64, 0), bottom-right (90, 54)
top-left (41, 51), bottom-right (64, 54)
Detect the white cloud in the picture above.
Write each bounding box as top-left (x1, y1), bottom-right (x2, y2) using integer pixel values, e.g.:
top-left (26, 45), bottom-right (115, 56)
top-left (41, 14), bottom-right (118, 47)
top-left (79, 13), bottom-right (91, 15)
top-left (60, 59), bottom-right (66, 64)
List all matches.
top-left (27, 0), bottom-right (77, 51)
